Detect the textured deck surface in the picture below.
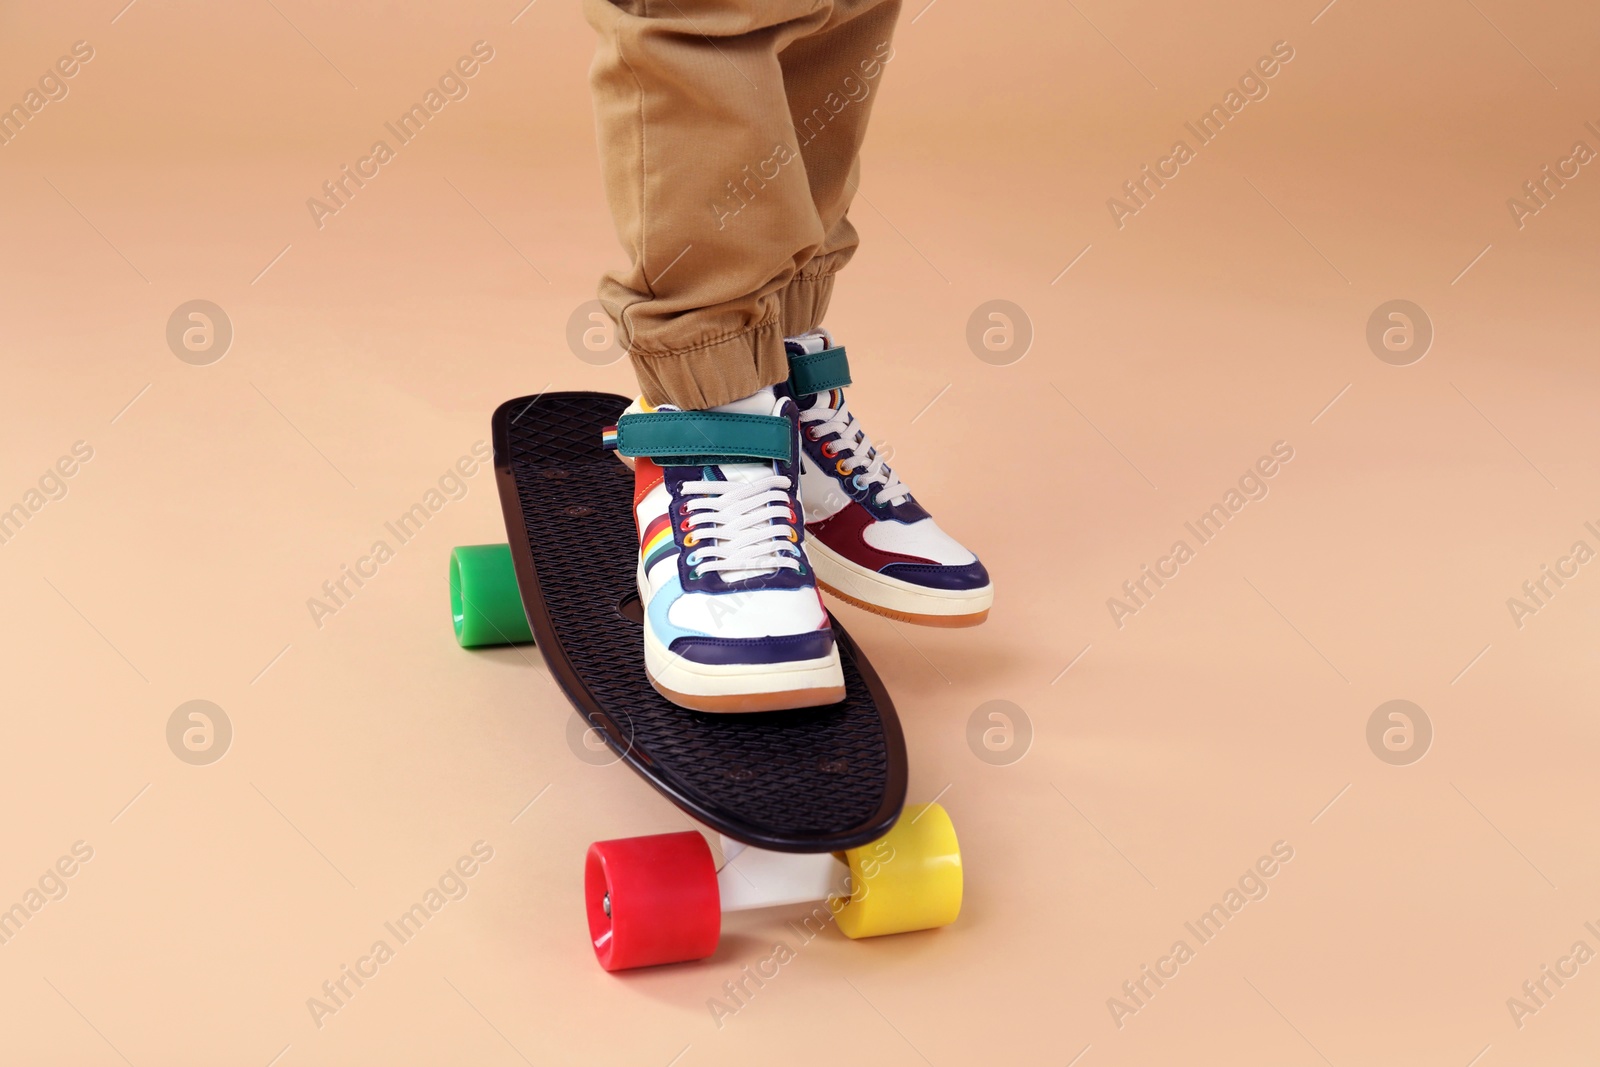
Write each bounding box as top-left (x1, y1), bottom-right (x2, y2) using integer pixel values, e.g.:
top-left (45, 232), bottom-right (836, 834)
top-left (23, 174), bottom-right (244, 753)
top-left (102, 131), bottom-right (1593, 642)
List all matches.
top-left (494, 391), bottom-right (906, 851)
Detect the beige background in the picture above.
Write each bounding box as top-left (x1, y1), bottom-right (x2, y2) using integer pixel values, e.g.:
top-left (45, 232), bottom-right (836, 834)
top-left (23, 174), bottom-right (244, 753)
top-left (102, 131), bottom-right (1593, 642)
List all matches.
top-left (4, 0), bottom-right (1600, 1063)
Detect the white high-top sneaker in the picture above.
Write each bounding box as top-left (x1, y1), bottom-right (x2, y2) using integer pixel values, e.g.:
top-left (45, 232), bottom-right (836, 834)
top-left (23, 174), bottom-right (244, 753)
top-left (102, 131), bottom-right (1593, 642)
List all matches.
top-left (606, 386), bottom-right (846, 712)
top-left (785, 328), bottom-right (994, 626)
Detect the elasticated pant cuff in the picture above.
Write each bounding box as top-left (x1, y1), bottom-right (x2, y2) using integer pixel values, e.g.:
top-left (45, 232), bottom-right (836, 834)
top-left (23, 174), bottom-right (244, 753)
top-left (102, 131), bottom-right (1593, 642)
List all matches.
top-left (628, 263), bottom-right (839, 410)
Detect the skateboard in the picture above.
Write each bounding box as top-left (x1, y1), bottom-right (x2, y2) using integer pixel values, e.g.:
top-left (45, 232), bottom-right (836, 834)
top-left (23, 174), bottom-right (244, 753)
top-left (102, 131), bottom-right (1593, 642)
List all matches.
top-left (448, 391), bottom-right (962, 971)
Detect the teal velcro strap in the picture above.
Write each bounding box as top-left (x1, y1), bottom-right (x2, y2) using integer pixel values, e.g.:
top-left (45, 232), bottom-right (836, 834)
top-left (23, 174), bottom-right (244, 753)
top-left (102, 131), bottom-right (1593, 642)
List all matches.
top-left (788, 345), bottom-right (851, 395)
top-left (614, 410), bottom-right (792, 463)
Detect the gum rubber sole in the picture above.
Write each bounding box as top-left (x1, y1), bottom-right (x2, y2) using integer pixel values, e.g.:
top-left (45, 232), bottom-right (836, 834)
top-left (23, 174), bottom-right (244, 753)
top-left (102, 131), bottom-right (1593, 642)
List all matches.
top-left (817, 579), bottom-right (990, 628)
top-left (647, 675), bottom-right (849, 714)
top-left (805, 534), bottom-right (992, 627)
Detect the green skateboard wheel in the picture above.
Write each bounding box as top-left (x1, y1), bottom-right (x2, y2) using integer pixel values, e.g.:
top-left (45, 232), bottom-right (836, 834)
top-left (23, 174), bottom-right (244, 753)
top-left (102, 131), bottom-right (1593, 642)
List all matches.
top-left (450, 544), bottom-right (534, 648)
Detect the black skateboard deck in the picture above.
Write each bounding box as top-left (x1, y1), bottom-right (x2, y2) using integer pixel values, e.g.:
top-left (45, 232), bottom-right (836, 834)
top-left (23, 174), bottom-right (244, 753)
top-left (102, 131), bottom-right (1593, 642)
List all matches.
top-left (492, 391), bottom-right (908, 853)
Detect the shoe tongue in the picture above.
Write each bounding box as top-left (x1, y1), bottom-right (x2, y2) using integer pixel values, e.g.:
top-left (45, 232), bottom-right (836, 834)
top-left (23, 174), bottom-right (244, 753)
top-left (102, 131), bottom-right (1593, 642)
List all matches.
top-left (783, 328), bottom-right (832, 357)
top-left (709, 386), bottom-right (777, 417)
top-left (695, 387), bottom-right (789, 582)
top-left (797, 388), bottom-right (833, 413)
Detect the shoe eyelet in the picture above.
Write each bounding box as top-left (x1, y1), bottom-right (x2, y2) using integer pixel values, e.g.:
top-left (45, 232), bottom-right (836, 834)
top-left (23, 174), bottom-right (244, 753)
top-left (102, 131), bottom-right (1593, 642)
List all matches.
top-left (821, 443), bottom-right (835, 458)
top-left (679, 519), bottom-right (691, 531)
top-left (835, 459), bottom-right (852, 476)
top-left (684, 534), bottom-right (697, 547)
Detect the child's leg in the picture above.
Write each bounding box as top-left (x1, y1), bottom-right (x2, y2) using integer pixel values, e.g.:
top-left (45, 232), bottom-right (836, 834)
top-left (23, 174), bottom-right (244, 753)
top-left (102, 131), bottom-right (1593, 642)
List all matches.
top-left (762, 7), bottom-right (989, 627)
top-left (583, 0), bottom-right (900, 410)
top-left (776, 1), bottom-right (902, 323)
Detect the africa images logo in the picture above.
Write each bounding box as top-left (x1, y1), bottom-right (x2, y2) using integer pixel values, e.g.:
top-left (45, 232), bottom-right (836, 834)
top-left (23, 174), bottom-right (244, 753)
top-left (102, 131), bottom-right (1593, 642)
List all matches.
top-left (305, 42), bottom-right (496, 230)
top-left (1106, 441), bottom-right (1295, 628)
top-left (709, 41), bottom-right (894, 230)
top-left (1105, 40), bottom-right (1296, 229)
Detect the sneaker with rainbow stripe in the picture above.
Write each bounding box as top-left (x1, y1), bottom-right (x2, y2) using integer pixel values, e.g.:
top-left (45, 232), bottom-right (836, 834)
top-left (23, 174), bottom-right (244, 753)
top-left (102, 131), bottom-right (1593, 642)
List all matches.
top-left (605, 387), bottom-right (845, 713)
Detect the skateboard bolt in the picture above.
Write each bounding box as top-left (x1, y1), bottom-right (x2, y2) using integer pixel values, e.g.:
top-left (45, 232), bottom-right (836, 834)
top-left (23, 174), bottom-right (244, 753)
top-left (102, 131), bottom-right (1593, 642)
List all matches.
top-left (602, 892), bottom-right (611, 918)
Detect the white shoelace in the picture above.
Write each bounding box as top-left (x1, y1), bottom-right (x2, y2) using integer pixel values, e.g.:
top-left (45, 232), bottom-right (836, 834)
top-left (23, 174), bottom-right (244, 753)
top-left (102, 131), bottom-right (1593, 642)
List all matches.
top-left (680, 474), bottom-right (801, 580)
top-left (799, 398), bottom-right (910, 508)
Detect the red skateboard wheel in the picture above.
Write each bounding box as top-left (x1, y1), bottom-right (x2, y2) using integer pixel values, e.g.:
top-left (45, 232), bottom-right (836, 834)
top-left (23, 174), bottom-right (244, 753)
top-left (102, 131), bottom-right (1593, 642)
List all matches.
top-left (585, 831), bottom-right (720, 971)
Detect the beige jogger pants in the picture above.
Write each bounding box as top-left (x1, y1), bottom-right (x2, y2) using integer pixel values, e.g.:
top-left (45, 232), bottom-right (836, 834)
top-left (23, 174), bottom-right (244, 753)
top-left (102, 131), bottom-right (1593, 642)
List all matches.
top-left (583, 0), bottom-right (902, 409)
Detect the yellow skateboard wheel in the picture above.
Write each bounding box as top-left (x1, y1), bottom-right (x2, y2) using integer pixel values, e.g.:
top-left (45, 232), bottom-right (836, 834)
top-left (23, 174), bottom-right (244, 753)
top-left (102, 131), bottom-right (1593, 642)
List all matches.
top-left (835, 802), bottom-right (962, 939)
